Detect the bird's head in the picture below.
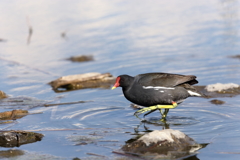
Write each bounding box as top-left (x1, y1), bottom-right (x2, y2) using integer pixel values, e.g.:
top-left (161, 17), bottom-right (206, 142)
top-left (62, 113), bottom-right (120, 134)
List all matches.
top-left (112, 75), bottom-right (133, 89)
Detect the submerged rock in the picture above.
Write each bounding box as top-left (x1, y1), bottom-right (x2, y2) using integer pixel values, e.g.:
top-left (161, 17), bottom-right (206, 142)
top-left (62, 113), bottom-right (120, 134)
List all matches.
top-left (210, 99), bottom-right (225, 105)
top-left (121, 129), bottom-right (207, 159)
top-left (195, 83), bottom-right (240, 98)
top-left (0, 149), bottom-right (24, 158)
top-left (0, 130), bottom-right (43, 147)
top-left (68, 135), bottom-right (103, 145)
top-left (229, 55), bottom-right (240, 59)
top-left (0, 149), bottom-right (65, 159)
top-left (66, 55), bottom-right (94, 62)
top-left (0, 96), bottom-right (49, 109)
top-left (49, 72), bottom-right (115, 91)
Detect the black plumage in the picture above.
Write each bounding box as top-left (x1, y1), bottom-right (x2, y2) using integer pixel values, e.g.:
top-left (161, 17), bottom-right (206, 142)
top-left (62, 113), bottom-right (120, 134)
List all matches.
top-left (112, 72), bottom-right (201, 120)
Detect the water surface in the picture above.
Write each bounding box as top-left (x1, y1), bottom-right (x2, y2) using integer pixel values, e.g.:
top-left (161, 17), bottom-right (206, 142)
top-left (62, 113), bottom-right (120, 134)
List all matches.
top-left (0, 0), bottom-right (240, 159)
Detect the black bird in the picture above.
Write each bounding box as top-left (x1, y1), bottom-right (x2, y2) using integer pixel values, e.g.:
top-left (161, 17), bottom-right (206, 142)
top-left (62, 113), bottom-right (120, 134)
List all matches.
top-left (112, 72), bottom-right (201, 121)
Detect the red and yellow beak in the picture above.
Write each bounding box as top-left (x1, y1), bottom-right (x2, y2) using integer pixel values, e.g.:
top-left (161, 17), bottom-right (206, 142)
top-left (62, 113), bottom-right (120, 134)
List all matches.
top-left (111, 86), bottom-right (117, 90)
top-left (112, 77), bottom-right (120, 90)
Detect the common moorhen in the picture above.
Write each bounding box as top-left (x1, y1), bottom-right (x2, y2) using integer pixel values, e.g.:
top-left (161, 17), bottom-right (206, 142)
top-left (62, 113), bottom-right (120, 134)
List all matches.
top-left (112, 72), bottom-right (201, 121)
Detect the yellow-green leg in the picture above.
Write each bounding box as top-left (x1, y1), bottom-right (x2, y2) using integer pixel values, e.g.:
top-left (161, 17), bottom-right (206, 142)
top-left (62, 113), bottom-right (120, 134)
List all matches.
top-left (134, 102), bottom-right (178, 121)
top-left (159, 109), bottom-right (169, 122)
top-left (134, 106), bottom-right (158, 120)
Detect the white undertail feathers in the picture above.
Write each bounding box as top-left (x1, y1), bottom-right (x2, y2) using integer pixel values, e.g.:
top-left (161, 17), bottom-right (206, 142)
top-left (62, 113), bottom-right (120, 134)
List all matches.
top-left (187, 90), bottom-right (201, 96)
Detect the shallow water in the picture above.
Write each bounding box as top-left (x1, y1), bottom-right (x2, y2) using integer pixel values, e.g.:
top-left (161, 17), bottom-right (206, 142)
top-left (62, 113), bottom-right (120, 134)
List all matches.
top-left (1, 0), bottom-right (240, 159)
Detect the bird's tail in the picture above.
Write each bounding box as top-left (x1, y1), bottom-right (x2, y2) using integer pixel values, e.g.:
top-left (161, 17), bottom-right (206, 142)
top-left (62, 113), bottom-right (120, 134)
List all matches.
top-left (180, 83), bottom-right (203, 97)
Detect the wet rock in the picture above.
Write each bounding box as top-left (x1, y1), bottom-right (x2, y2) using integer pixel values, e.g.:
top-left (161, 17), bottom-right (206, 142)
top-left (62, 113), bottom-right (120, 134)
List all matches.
top-left (210, 99), bottom-right (225, 105)
top-left (195, 83), bottom-right (240, 98)
top-left (205, 83), bottom-right (239, 92)
top-left (49, 72), bottom-right (115, 91)
top-left (121, 129), bottom-right (207, 159)
top-left (0, 149), bottom-right (65, 159)
top-left (0, 130), bottom-right (44, 147)
top-left (66, 55), bottom-right (94, 62)
top-left (0, 91), bottom-right (7, 99)
top-left (0, 149), bottom-right (24, 158)
top-left (68, 135), bottom-right (103, 145)
top-left (229, 55), bottom-right (240, 59)
top-left (0, 38), bottom-right (7, 42)
top-left (0, 96), bottom-right (49, 109)
top-left (0, 109), bottom-right (28, 120)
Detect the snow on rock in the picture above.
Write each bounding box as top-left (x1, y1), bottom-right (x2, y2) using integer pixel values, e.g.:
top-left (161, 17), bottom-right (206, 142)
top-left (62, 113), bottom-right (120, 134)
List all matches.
top-left (205, 83), bottom-right (239, 92)
top-left (138, 129), bottom-right (186, 146)
top-left (121, 129), bottom-right (207, 159)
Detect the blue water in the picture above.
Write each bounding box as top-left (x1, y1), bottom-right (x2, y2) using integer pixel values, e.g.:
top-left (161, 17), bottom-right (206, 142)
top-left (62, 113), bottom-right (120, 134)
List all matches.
top-left (0, 0), bottom-right (240, 159)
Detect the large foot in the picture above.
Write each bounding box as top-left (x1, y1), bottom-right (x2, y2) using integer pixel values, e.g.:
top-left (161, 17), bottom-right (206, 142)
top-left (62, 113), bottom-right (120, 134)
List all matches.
top-left (134, 106), bottom-right (158, 117)
top-left (158, 102), bottom-right (177, 121)
top-left (159, 109), bottom-right (169, 122)
top-left (134, 102), bottom-right (177, 120)
top-left (160, 117), bottom-right (167, 122)
top-left (143, 109), bottom-right (157, 118)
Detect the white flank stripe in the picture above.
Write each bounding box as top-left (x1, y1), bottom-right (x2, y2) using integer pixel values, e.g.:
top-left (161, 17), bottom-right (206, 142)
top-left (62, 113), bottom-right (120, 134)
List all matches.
top-left (188, 90), bottom-right (201, 96)
top-left (143, 86), bottom-right (175, 90)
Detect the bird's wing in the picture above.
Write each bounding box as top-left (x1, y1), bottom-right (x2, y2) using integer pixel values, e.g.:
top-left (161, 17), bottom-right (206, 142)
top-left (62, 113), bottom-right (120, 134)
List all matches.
top-left (136, 72), bottom-right (198, 87)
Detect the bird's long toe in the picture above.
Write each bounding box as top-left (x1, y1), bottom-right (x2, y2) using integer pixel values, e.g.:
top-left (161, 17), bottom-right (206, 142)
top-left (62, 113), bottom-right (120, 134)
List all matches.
top-left (159, 109), bottom-right (169, 122)
top-left (134, 106), bottom-right (158, 118)
top-left (143, 109), bottom-right (158, 118)
top-left (160, 117), bottom-right (167, 122)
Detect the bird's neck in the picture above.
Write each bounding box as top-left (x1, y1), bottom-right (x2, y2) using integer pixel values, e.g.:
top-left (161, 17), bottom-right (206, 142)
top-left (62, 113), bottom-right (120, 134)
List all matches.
top-left (122, 78), bottom-right (134, 92)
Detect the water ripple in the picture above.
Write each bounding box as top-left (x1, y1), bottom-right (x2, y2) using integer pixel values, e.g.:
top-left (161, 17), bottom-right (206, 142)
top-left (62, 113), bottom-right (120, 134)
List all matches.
top-left (61, 106), bottom-right (123, 120)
